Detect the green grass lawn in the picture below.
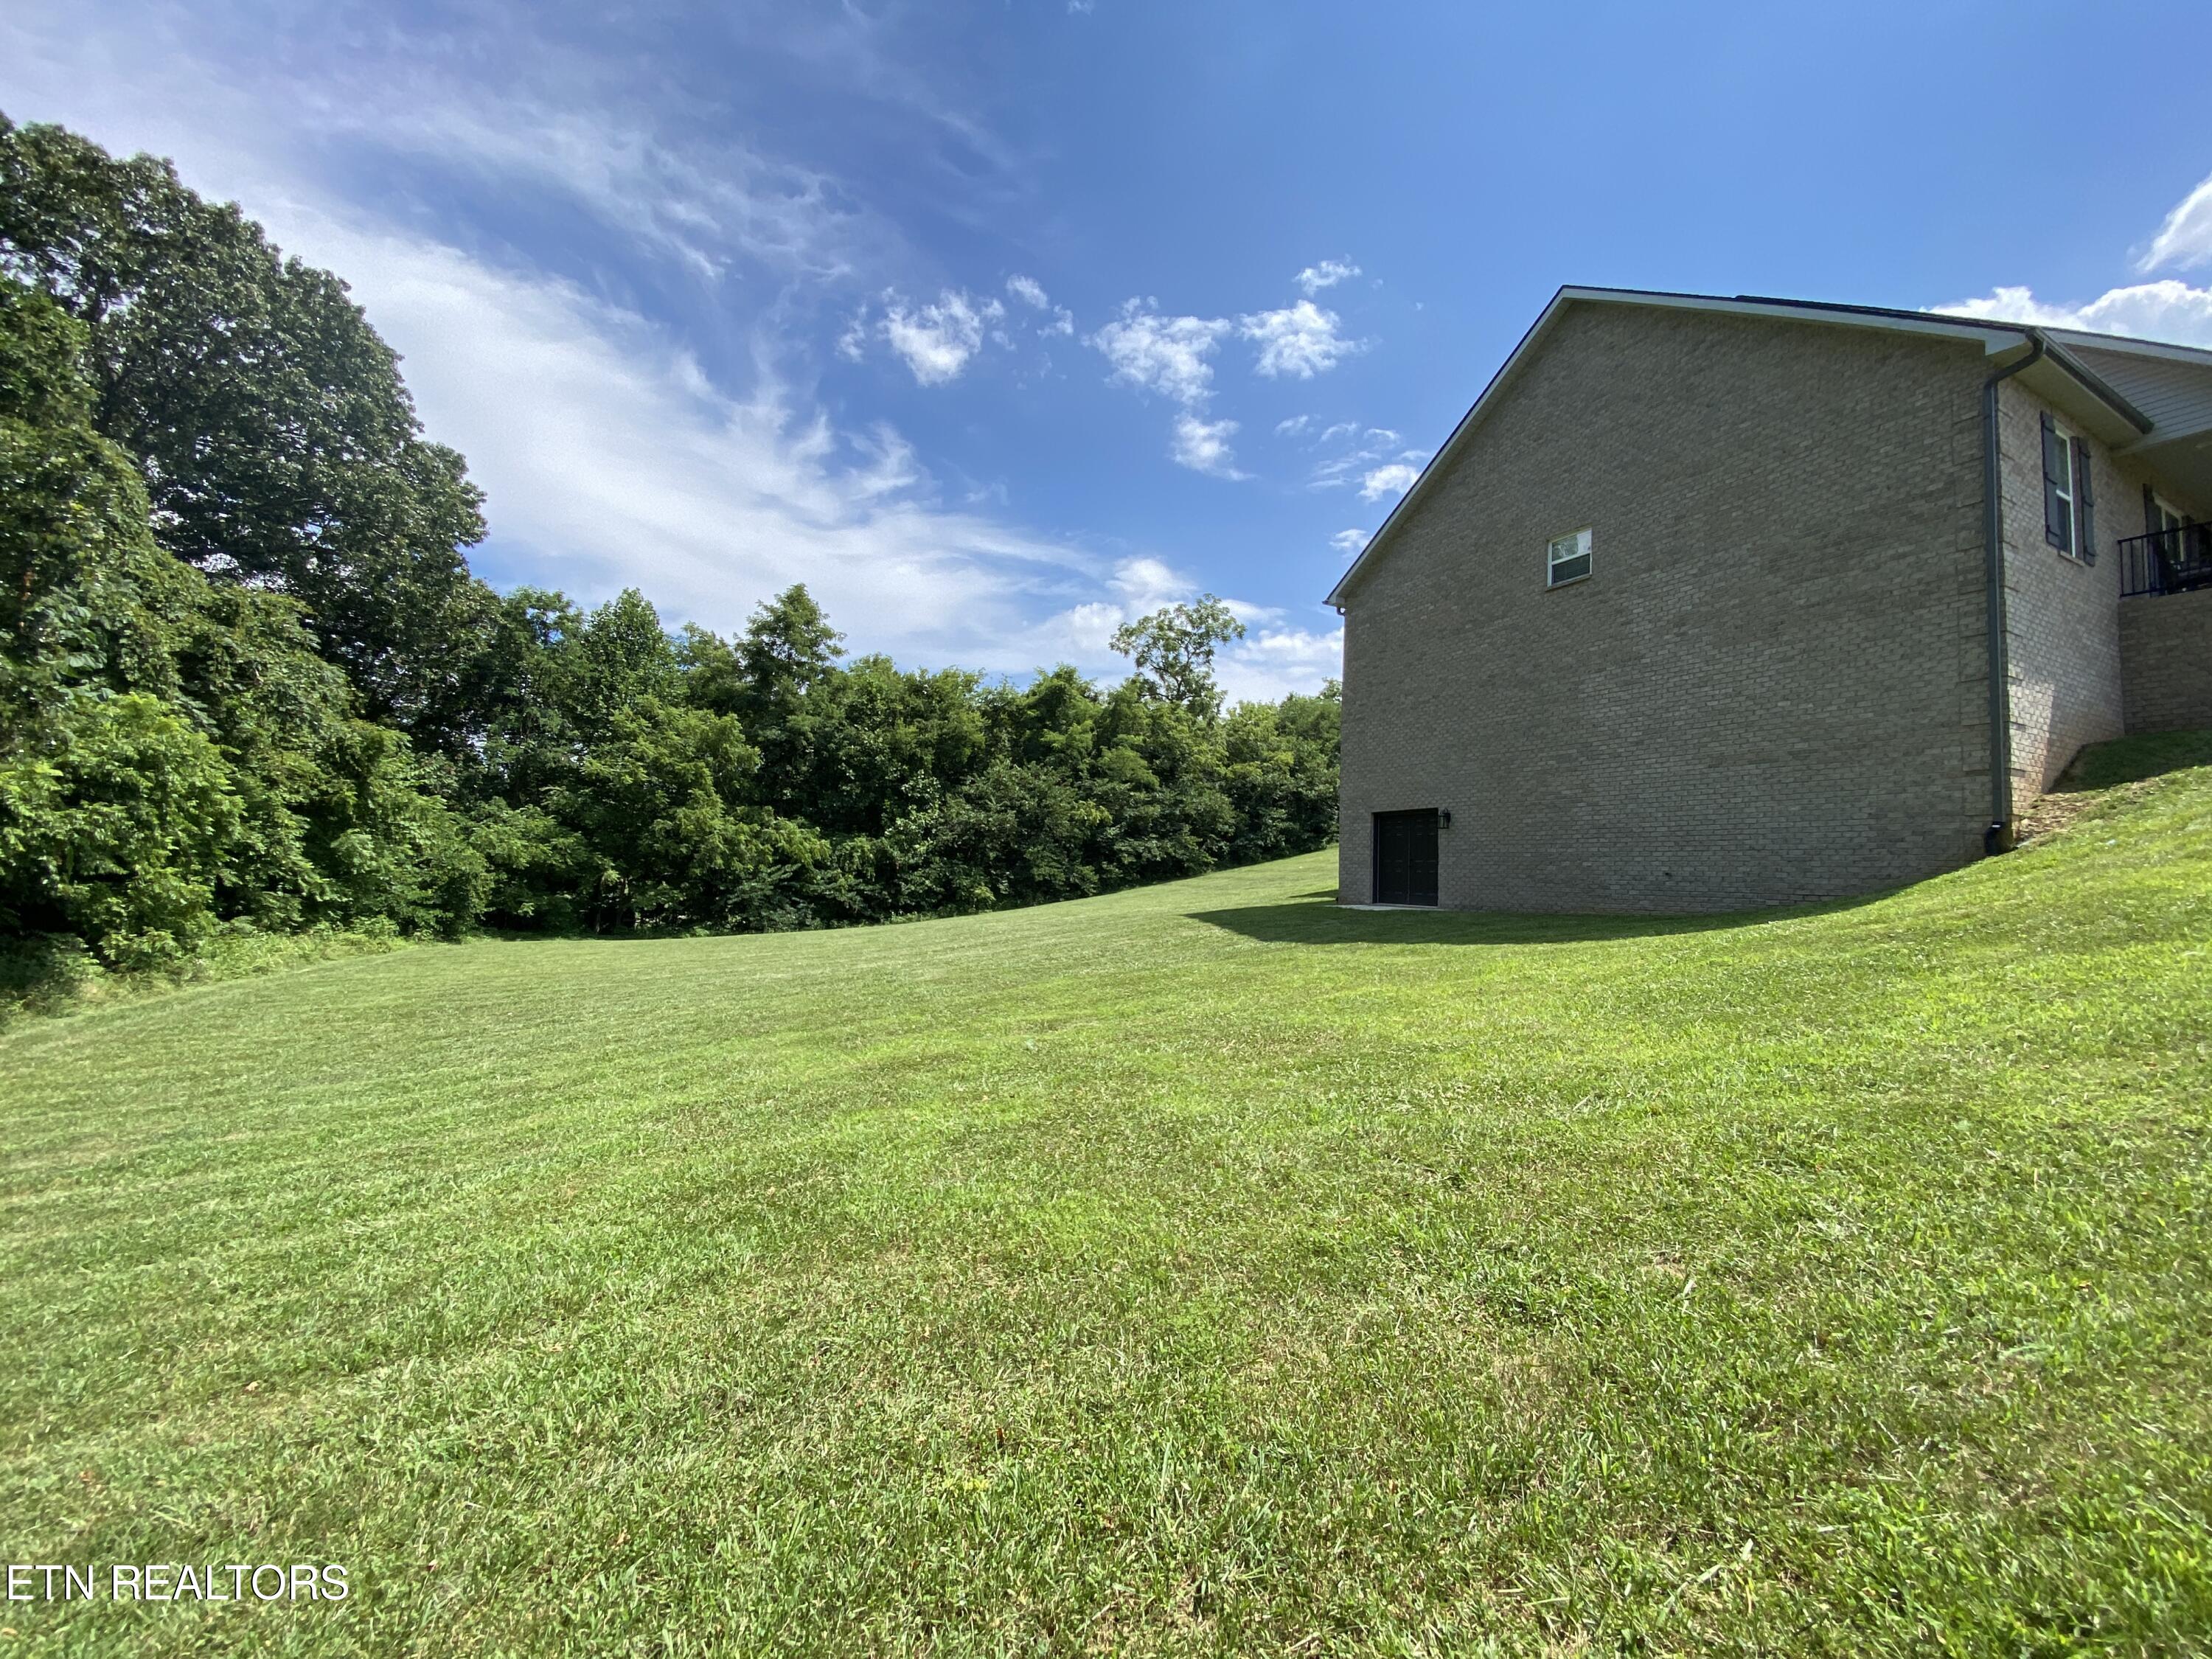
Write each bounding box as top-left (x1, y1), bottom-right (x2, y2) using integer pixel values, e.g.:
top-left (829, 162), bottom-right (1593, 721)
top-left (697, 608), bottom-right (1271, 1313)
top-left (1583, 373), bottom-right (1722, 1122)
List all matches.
top-left (5, 740), bottom-right (2211, 1656)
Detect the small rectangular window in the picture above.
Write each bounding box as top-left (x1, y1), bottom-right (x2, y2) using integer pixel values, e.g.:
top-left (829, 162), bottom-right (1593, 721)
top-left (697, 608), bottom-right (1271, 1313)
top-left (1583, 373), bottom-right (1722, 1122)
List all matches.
top-left (1546, 526), bottom-right (1592, 587)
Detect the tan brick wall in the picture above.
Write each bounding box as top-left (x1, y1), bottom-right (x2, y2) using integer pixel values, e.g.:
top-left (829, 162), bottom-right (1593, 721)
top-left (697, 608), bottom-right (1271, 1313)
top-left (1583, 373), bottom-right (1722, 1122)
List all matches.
top-left (1337, 302), bottom-right (1994, 913)
top-left (2120, 588), bottom-right (2212, 734)
top-left (1993, 381), bottom-right (2126, 796)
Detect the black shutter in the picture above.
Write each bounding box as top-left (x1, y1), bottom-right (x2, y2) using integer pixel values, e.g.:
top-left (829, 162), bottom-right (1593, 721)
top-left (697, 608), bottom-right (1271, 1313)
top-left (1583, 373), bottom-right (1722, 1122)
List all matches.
top-left (2041, 413), bottom-right (2068, 551)
top-left (2146, 483), bottom-right (2159, 537)
top-left (2073, 436), bottom-right (2096, 565)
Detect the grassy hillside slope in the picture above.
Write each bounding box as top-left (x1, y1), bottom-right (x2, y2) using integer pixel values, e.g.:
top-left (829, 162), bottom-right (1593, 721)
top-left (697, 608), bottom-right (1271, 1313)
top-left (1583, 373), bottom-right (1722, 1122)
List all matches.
top-left (4, 738), bottom-right (2211, 1655)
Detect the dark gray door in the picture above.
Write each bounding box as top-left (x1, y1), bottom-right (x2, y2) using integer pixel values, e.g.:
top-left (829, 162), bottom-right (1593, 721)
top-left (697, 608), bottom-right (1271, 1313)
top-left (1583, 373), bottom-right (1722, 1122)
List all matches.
top-left (1372, 810), bottom-right (1439, 905)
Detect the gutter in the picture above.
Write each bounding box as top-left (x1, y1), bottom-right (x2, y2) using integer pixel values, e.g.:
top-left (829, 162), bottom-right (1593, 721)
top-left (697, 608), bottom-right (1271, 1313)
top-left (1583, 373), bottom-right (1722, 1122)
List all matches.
top-left (1981, 333), bottom-right (2045, 856)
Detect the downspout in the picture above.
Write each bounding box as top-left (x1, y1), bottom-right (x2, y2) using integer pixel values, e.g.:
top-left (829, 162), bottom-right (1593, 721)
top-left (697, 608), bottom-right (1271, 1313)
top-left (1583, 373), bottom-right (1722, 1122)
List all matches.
top-left (1980, 332), bottom-right (2045, 856)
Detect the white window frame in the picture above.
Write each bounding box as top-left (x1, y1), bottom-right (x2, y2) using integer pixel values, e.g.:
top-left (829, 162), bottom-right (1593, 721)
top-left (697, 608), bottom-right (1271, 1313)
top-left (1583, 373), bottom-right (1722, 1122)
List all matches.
top-left (2152, 493), bottom-right (2186, 536)
top-left (2048, 420), bottom-right (2079, 555)
top-left (1546, 526), bottom-right (1593, 588)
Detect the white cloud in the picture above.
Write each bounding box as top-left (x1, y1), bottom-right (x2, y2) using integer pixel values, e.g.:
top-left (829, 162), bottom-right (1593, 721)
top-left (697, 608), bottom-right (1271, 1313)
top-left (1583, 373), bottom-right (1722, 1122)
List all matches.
top-left (1110, 555), bottom-right (1189, 609)
top-left (1309, 426), bottom-right (1426, 493)
top-left (1219, 597), bottom-right (1285, 627)
top-left (1091, 301), bottom-right (1232, 405)
top-left (1217, 624), bottom-right (1343, 706)
top-left (7, 10), bottom-right (883, 290)
top-left (1029, 556), bottom-right (1186, 662)
top-left (1936, 281), bottom-right (2212, 349)
top-left (1359, 462), bottom-right (1421, 501)
top-left (364, 101), bottom-right (866, 285)
top-left (1091, 301), bottom-right (1246, 475)
top-left (2138, 172), bottom-right (2212, 273)
top-left (1295, 260), bottom-right (1360, 296)
top-left (1239, 299), bottom-right (1361, 378)
top-left (1172, 414), bottom-right (1245, 478)
top-left (1092, 285), bottom-right (1360, 473)
top-left (1935, 173), bottom-right (2212, 350)
top-left (1329, 528), bottom-right (1368, 554)
top-left (1048, 600), bottom-right (1124, 655)
top-left (878, 288), bottom-right (1003, 384)
top-left (1001, 275), bottom-right (1073, 337)
top-left (1032, 557), bottom-right (1339, 705)
top-left (301, 220), bottom-right (1092, 658)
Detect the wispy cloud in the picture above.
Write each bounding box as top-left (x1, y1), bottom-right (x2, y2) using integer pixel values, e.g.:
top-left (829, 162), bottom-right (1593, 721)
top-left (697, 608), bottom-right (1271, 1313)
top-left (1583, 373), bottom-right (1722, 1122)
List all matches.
top-left (1295, 259), bottom-right (1360, 296)
top-left (2138, 171), bottom-right (2212, 273)
top-left (1005, 272), bottom-right (1075, 335)
top-left (1239, 299), bottom-right (1362, 378)
top-left (1307, 425), bottom-right (1427, 496)
top-left (1171, 414), bottom-right (1244, 479)
top-left (1358, 463), bottom-right (1421, 501)
top-left (307, 216), bottom-right (1090, 658)
top-left (878, 288), bottom-right (1003, 384)
top-left (1329, 528), bottom-right (1368, 554)
top-left (339, 95), bottom-right (871, 285)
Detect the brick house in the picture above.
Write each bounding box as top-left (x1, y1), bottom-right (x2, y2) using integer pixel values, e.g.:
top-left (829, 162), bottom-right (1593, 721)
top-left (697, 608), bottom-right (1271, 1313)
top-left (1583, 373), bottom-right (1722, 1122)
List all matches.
top-left (1328, 288), bottom-right (2212, 912)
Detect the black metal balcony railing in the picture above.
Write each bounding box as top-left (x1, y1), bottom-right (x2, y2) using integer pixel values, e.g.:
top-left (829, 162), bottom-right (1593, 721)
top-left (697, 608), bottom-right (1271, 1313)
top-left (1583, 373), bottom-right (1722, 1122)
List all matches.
top-left (2118, 521), bottom-right (2212, 598)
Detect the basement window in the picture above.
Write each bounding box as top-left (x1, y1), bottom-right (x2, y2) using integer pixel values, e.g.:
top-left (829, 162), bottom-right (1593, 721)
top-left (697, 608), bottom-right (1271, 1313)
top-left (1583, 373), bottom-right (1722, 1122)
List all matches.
top-left (1546, 527), bottom-right (1592, 587)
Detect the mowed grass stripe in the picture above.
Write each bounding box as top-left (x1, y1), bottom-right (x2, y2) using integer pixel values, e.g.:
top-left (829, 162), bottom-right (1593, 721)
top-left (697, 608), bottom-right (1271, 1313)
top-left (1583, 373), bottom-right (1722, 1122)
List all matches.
top-left (2, 742), bottom-right (2209, 1653)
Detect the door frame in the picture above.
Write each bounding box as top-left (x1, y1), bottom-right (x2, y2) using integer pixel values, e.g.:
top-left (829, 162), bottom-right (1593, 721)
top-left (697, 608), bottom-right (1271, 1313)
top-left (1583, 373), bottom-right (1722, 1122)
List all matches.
top-left (1371, 807), bottom-right (1441, 906)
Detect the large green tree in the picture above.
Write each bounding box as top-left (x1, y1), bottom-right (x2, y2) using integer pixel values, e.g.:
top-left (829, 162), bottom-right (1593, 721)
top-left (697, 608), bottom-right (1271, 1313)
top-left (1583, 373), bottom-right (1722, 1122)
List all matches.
top-left (0, 276), bottom-right (481, 968)
top-left (0, 115), bottom-right (494, 752)
top-left (1109, 594), bottom-right (1245, 716)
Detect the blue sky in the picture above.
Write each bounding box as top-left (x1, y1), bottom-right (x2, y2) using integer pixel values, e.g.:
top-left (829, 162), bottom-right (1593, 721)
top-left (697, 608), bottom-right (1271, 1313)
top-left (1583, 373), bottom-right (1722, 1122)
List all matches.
top-left (6, 0), bottom-right (2212, 701)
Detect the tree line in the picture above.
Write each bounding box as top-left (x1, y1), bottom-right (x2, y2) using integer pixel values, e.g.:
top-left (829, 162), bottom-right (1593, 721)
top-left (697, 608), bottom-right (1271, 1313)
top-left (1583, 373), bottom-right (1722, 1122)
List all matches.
top-left (0, 116), bottom-right (1338, 973)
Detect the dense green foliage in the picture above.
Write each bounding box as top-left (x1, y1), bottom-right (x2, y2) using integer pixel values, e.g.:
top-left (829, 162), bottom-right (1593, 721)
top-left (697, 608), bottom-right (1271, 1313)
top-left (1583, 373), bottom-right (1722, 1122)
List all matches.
top-left (0, 116), bottom-right (1338, 972)
top-left (0, 280), bottom-right (484, 969)
top-left (4, 738), bottom-right (2208, 1652)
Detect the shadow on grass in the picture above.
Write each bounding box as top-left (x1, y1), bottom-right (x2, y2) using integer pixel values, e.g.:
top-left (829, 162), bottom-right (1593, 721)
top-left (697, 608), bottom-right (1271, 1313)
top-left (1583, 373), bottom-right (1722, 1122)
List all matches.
top-left (2053, 728), bottom-right (2212, 793)
top-left (1189, 891), bottom-right (1885, 946)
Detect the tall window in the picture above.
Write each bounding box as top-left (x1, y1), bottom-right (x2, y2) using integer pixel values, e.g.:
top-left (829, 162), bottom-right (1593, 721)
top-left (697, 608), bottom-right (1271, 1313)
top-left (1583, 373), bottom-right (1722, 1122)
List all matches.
top-left (2040, 414), bottom-right (2093, 562)
top-left (2042, 417), bottom-right (2076, 555)
top-left (1546, 526), bottom-right (1592, 587)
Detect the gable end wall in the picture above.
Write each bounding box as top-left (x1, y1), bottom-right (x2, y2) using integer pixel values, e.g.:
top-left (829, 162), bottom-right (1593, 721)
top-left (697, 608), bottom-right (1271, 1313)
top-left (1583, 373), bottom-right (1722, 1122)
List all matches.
top-left (1337, 302), bottom-right (1992, 913)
